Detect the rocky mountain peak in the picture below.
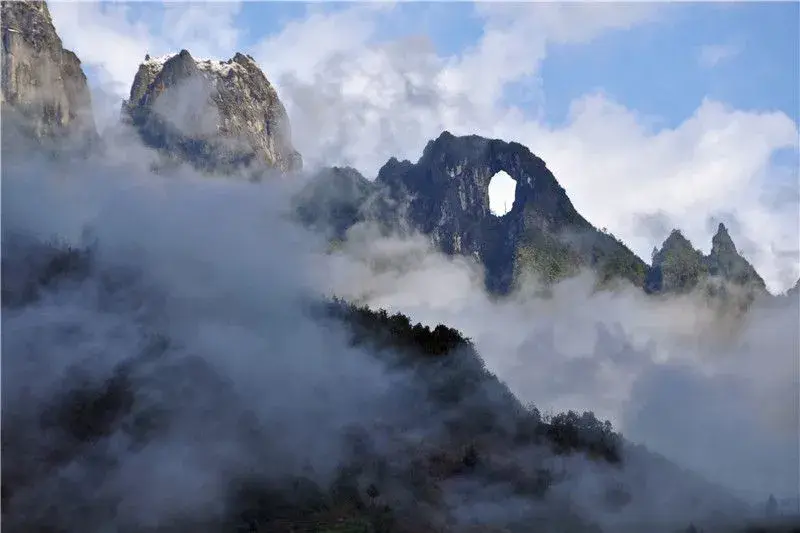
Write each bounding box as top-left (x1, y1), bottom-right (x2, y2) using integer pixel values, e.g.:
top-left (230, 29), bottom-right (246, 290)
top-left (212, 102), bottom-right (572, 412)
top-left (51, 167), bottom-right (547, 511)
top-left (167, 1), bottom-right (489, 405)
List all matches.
top-left (646, 225), bottom-right (766, 297)
top-left (710, 222), bottom-right (737, 256)
top-left (658, 229), bottom-right (695, 254)
top-left (706, 223), bottom-right (766, 291)
top-left (1, 0), bottom-right (97, 144)
top-left (123, 48), bottom-right (301, 174)
top-left (374, 131), bottom-right (647, 293)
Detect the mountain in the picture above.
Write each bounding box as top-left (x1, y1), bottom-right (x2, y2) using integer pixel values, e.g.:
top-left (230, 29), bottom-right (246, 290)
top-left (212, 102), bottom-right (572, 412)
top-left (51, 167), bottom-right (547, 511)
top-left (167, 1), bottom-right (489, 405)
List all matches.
top-left (299, 135), bottom-right (775, 302)
top-left (1, 0), bottom-right (96, 144)
top-left (317, 132), bottom-right (648, 294)
top-left (707, 223), bottom-right (766, 289)
top-left (646, 224), bottom-right (767, 301)
top-left (646, 230), bottom-right (707, 294)
top-left (122, 49), bottom-right (302, 173)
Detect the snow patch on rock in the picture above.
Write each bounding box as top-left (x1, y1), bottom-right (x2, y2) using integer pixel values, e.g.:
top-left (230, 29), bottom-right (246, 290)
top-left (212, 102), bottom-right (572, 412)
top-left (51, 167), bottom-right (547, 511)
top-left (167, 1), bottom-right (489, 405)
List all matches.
top-left (142, 53), bottom-right (251, 78)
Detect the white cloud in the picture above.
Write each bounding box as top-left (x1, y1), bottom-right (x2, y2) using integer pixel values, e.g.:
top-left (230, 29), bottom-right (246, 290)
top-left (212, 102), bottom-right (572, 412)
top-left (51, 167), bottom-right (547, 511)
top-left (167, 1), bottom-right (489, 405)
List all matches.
top-left (698, 43), bottom-right (742, 68)
top-left (326, 225), bottom-right (800, 503)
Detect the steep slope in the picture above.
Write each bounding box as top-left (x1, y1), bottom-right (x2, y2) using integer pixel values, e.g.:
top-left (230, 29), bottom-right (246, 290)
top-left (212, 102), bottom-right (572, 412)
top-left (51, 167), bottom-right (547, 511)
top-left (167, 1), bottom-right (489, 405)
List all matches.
top-left (1, 0), bottom-right (96, 143)
top-left (374, 131), bottom-right (648, 294)
top-left (122, 50), bottom-right (302, 173)
top-left (706, 223), bottom-right (766, 290)
top-left (645, 224), bottom-right (767, 300)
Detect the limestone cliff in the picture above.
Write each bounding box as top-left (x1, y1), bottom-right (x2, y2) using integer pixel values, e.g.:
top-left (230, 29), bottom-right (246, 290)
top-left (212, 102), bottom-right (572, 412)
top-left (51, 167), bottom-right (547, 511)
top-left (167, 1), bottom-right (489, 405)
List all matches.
top-left (1, 0), bottom-right (96, 142)
top-left (122, 49), bottom-right (301, 173)
top-left (373, 132), bottom-right (648, 294)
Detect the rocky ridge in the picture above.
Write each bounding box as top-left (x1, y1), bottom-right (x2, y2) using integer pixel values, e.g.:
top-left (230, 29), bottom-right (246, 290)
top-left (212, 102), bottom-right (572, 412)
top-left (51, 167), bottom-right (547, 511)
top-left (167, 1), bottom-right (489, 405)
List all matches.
top-left (1, 0), bottom-right (96, 143)
top-left (352, 131), bottom-right (647, 294)
top-left (646, 224), bottom-right (767, 300)
top-left (299, 133), bottom-right (774, 301)
top-left (122, 49), bottom-right (302, 173)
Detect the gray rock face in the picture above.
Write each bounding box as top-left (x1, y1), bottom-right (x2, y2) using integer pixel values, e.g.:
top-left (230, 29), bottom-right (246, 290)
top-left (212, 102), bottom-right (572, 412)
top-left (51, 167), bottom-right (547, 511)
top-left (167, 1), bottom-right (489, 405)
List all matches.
top-left (1, 0), bottom-right (96, 142)
top-left (122, 49), bottom-right (301, 173)
top-left (706, 223), bottom-right (766, 290)
top-left (374, 131), bottom-right (648, 294)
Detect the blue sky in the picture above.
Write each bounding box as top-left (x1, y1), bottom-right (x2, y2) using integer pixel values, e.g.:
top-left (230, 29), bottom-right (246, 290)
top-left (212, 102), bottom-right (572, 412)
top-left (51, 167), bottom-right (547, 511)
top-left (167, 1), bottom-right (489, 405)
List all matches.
top-left (540, 2), bottom-right (799, 128)
top-left (221, 2), bottom-right (800, 129)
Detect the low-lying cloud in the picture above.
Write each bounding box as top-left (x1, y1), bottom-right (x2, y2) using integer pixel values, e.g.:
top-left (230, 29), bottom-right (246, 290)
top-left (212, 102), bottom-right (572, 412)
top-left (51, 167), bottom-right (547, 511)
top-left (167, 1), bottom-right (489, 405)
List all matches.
top-left (2, 125), bottom-right (426, 530)
top-left (325, 224), bottom-right (800, 505)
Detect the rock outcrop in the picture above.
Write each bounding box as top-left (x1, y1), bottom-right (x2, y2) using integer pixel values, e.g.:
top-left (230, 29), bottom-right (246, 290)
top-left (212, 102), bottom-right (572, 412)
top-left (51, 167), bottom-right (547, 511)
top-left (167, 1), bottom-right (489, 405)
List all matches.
top-left (646, 230), bottom-right (707, 294)
top-left (1, 0), bottom-right (96, 143)
top-left (706, 223), bottom-right (766, 290)
top-left (301, 133), bottom-right (773, 302)
top-left (372, 131), bottom-right (647, 294)
top-left (645, 223), bottom-right (767, 299)
top-left (122, 49), bottom-right (301, 173)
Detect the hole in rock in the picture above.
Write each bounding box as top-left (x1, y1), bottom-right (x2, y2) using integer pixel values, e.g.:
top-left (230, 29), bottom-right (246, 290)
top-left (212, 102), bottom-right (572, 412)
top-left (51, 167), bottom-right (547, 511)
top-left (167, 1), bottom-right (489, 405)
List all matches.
top-left (488, 170), bottom-right (516, 217)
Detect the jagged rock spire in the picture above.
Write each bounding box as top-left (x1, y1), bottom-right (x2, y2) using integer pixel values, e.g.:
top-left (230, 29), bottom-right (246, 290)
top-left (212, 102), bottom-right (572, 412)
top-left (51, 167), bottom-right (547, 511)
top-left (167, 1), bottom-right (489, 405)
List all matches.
top-left (711, 222), bottom-right (737, 255)
top-left (646, 224), bottom-right (766, 296)
top-left (1, 0), bottom-right (97, 143)
top-left (122, 48), bottom-right (301, 173)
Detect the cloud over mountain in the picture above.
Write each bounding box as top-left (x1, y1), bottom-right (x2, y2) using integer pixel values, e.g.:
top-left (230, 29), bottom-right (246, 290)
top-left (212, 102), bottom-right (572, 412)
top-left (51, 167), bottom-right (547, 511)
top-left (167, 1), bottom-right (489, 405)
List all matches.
top-left (3, 2), bottom-right (799, 531)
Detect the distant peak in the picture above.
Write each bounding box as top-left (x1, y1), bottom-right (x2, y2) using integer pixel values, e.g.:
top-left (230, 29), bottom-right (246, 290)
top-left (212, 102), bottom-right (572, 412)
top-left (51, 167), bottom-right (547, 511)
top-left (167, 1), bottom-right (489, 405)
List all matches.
top-left (423, 130), bottom-right (456, 151)
top-left (232, 52), bottom-right (256, 65)
top-left (711, 222), bottom-right (737, 255)
top-left (663, 229), bottom-right (692, 248)
top-left (713, 222), bottom-right (730, 239)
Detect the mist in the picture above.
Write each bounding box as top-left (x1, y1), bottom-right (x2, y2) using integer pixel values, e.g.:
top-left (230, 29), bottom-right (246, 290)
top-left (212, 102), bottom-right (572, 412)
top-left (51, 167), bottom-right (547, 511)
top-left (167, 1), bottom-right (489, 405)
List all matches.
top-left (325, 223), bottom-right (800, 506)
top-left (2, 117), bottom-right (433, 530)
